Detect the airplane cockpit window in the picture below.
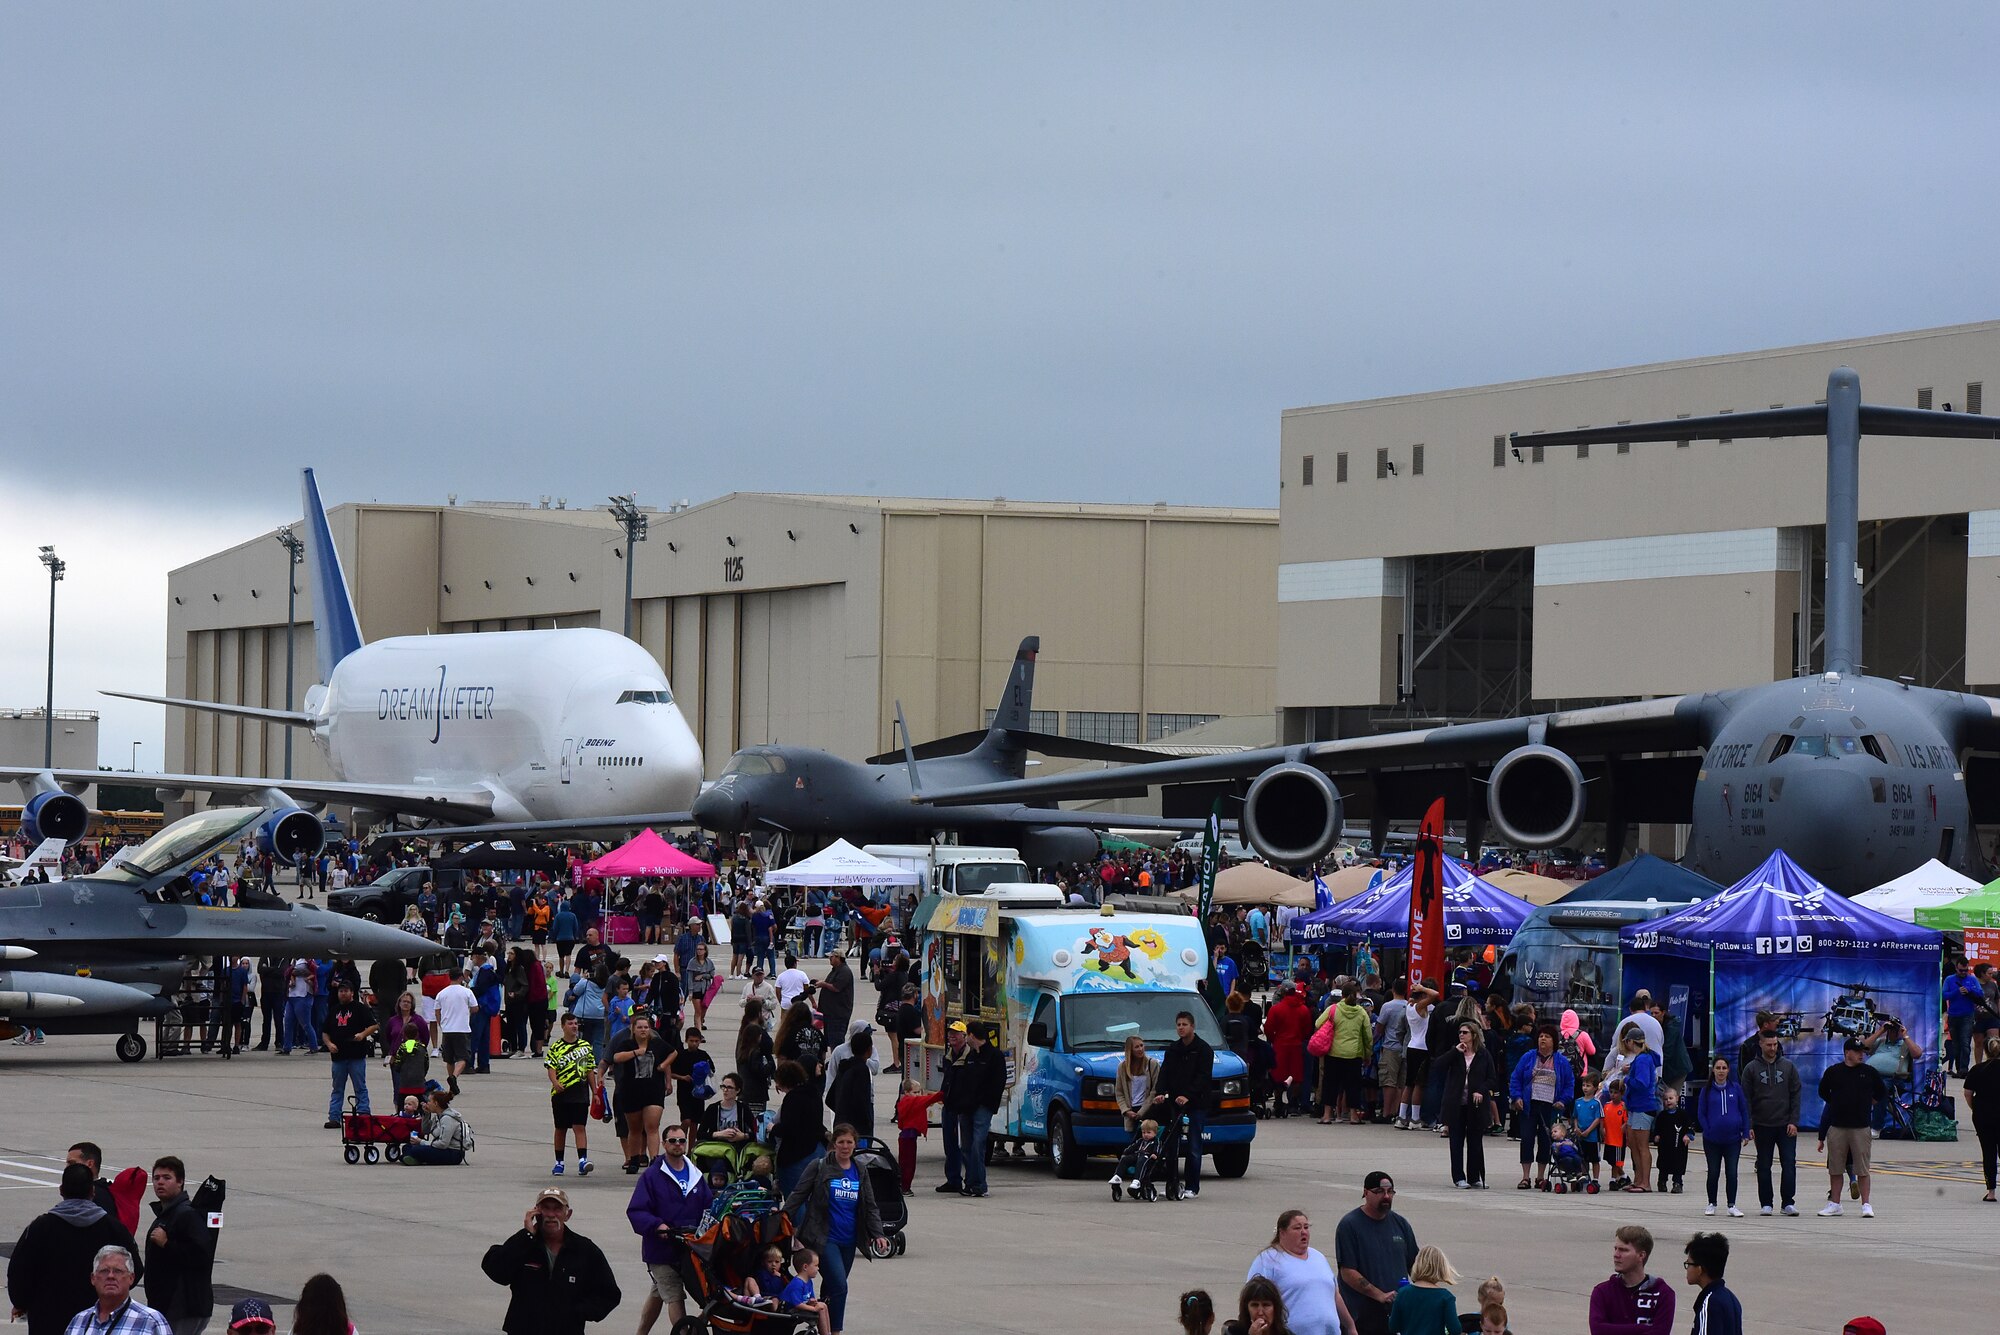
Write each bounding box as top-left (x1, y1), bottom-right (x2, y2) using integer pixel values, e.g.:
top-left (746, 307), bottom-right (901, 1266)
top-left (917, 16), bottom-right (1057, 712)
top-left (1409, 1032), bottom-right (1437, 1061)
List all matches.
top-left (1860, 735), bottom-right (1888, 763)
top-left (97, 806), bottom-right (264, 885)
top-left (1784, 734), bottom-right (1866, 760)
top-left (616, 689), bottom-right (675, 705)
top-left (721, 751), bottom-right (787, 777)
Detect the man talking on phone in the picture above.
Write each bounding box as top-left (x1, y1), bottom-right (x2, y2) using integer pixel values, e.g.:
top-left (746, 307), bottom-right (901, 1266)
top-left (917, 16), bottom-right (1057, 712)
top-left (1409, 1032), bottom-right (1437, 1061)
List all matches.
top-left (481, 1187), bottom-right (621, 1335)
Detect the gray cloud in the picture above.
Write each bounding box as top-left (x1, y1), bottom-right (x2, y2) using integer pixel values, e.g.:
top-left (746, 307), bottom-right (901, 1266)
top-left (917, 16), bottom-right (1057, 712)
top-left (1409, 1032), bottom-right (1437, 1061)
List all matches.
top-left (2, 5), bottom-right (1997, 558)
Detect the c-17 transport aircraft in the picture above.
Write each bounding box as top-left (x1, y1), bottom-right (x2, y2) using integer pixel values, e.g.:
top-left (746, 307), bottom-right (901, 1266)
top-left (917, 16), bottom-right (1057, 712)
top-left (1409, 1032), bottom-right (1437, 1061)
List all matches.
top-left (2, 468), bottom-right (705, 865)
top-left (917, 369), bottom-right (2000, 896)
top-left (0, 805), bottom-right (429, 1059)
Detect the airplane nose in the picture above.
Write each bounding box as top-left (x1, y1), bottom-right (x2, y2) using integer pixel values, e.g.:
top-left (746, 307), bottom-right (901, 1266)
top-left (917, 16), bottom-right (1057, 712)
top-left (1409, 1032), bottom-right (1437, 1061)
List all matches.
top-left (691, 786), bottom-right (744, 832)
top-left (1769, 765), bottom-right (1875, 884)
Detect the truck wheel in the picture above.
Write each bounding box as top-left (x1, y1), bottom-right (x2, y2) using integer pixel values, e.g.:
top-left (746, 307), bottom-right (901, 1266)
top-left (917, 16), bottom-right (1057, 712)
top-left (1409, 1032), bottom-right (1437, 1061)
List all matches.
top-left (115, 1033), bottom-right (147, 1063)
top-left (1049, 1107), bottom-right (1085, 1179)
top-left (1210, 1144), bottom-right (1251, 1179)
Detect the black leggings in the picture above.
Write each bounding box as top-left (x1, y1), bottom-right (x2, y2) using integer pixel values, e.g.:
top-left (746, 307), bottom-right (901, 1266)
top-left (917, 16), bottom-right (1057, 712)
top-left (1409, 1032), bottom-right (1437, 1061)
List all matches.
top-left (1978, 1121), bottom-right (1998, 1192)
top-left (1703, 1137), bottom-right (1741, 1206)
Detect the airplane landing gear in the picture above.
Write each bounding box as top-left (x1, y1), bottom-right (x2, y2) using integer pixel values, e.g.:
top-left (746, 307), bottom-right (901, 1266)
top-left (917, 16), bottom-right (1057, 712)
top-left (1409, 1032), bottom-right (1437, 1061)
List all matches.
top-left (115, 1033), bottom-right (148, 1063)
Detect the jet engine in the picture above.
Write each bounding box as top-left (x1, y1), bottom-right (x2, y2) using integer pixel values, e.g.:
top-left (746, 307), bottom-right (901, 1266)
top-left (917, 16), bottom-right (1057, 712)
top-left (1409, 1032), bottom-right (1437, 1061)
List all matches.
top-left (1017, 826), bottom-right (1101, 869)
top-left (256, 807), bottom-right (326, 866)
top-left (21, 789), bottom-right (89, 844)
top-left (1486, 744), bottom-right (1585, 850)
top-left (1240, 763), bottom-right (1344, 867)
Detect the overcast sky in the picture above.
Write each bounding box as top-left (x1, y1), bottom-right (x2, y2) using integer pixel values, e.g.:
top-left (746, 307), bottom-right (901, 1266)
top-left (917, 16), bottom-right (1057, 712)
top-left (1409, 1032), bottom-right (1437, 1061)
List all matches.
top-left (4, 5), bottom-right (1998, 767)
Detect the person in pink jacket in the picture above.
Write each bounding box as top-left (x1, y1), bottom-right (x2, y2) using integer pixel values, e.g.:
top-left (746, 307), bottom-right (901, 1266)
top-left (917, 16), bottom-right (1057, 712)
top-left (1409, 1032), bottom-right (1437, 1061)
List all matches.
top-left (1561, 1010), bottom-right (1597, 1076)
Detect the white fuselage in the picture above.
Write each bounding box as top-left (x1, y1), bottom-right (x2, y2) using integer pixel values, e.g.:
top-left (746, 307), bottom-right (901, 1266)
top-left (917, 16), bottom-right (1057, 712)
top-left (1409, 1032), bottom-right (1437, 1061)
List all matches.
top-left (311, 628), bottom-right (702, 822)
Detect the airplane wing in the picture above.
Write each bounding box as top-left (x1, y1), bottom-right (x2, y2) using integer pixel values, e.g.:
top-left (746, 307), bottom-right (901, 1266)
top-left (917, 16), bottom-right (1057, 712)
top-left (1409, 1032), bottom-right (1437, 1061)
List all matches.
top-left (915, 695), bottom-right (1710, 810)
top-left (100, 689), bottom-right (317, 727)
top-left (0, 767), bottom-right (497, 824)
top-left (1004, 808), bottom-right (1237, 834)
top-left (366, 811), bottom-right (698, 846)
top-left (864, 728), bottom-right (1164, 766)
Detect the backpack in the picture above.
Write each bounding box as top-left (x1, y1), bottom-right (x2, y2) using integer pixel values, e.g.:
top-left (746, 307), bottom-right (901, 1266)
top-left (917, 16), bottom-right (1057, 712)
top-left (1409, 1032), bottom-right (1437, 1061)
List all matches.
top-left (1560, 1032), bottom-right (1587, 1073)
top-left (793, 1024), bottom-right (826, 1071)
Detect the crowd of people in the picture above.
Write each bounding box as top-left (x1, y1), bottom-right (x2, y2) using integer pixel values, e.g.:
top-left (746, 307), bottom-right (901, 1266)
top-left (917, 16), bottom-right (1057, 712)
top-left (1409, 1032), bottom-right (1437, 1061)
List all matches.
top-left (1172, 1185), bottom-right (1895, 1335)
top-left (3, 1141), bottom-right (357, 1335)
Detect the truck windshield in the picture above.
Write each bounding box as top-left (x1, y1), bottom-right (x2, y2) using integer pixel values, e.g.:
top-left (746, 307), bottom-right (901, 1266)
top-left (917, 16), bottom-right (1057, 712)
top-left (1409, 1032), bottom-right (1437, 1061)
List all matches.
top-left (1497, 923), bottom-right (1621, 1051)
top-left (1059, 993), bottom-right (1225, 1052)
top-left (953, 862), bottom-right (1030, 895)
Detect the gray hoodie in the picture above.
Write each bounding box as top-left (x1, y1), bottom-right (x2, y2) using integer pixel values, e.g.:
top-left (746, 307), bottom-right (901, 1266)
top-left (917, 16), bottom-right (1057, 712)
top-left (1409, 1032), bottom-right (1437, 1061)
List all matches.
top-left (1740, 1053), bottom-right (1801, 1128)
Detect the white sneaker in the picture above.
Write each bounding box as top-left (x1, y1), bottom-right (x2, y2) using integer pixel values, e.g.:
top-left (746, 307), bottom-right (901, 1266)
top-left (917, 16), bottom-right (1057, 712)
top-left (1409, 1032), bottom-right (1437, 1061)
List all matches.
top-left (1455, 1179), bottom-right (1471, 1190)
top-left (1727, 1206), bottom-right (1744, 1217)
top-left (1781, 1204), bottom-right (1799, 1216)
top-left (1817, 1202), bottom-right (1843, 1217)
top-left (1860, 1203), bottom-right (1874, 1218)
top-left (1758, 1205), bottom-right (1773, 1216)
top-left (1109, 1172), bottom-right (1123, 1185)
top-left (1703, 1204), bottom-right (1717, 1216)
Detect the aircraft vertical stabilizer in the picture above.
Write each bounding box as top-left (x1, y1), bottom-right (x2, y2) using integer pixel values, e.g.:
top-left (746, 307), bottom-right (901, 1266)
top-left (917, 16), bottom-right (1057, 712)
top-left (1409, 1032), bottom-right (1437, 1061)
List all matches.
top-left (301, 468), bottom-right (365, 683)
top-left (972, 636), bottom-right (1040, 777)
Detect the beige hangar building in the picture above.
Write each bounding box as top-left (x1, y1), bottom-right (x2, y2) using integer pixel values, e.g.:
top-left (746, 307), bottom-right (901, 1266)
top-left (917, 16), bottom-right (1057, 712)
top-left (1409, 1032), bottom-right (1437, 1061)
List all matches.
top-left (1276, 320), bottom-right (2000, 756)
top-left (161, 494), bottom-right (1280, 791)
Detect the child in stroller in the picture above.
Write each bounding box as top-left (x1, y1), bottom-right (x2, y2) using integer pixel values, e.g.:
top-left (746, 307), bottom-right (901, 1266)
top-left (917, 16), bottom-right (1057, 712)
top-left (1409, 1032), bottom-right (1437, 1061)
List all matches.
top-left (1542, 1117), bottom-right (1599, 1195)
top-left (1110, 1118), bottom-right (1169, 1202)
top-left (741, 1244), bottom-right (831, 1335)
top-left (672, 1198), bottom-right (819, 1335)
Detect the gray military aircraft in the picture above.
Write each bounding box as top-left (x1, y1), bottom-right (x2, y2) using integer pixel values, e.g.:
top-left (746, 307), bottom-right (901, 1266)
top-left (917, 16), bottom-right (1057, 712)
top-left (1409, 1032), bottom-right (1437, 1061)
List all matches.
top-left (684, 636), bottom-right (1226, 865)
top-left (0, 804), bottom-right (425, 1059)
top-left (916, 369), bottom-right (2000, 896)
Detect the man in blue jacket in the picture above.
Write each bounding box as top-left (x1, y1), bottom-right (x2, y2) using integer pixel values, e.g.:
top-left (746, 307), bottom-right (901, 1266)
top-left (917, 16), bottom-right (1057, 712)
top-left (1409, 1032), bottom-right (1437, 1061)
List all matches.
top-left (470, 948), bottom-right (503, 1074)
top-left (625, 1129), bottom-right (714, 1335)
top-left (1680, 1231), bottom-right (1741, 1335)
top-left (1944, 957), bottom-right (1985, 1077)
top-left (1508, 1028), bottom-right (1575, 1188)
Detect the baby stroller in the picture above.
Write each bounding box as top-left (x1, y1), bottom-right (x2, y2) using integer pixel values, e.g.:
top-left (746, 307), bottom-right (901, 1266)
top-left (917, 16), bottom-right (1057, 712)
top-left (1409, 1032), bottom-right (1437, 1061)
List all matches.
top-left (670, 1189), bottom-right (817, 1335)
top-left (1108, 1127), bottom-right (1170, 1203)
top-left (852, 1136), bottom-right (909, 1257)
top-left (1541, 1119), bottom-right (1599, 1195)
top-left (339, 1098), bottom-right (420, 1164)
top-left (691, 1137), bottom-right (773, 1189)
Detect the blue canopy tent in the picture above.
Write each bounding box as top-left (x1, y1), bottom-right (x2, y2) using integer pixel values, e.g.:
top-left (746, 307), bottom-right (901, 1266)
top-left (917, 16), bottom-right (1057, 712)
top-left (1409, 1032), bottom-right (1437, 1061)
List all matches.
top-left (1552, 851), bottom-right (1725, 906)
top-left (1290, 853), bottom-right (1532, 947)
top-left (1620, 850), bottom-right (1943, 1128)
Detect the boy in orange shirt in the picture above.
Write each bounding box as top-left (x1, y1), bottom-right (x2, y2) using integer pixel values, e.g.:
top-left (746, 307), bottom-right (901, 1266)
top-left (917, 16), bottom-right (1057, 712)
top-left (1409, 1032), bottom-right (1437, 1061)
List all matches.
top-left (1602, 1079), bottom-right (1631, 1190)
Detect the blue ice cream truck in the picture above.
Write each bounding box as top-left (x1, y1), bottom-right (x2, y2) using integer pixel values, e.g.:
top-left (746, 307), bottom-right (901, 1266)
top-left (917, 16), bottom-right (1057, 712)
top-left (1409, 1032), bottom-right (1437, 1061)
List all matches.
top-left (913, 888), bottom-right (1255, 1179)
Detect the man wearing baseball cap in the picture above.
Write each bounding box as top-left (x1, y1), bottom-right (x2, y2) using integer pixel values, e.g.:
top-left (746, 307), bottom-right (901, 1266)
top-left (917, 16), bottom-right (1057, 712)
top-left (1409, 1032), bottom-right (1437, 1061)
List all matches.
top-left (227, 1299), bottom-right (275, 1333)
top-left (1817, 1037), bottom-right (1889, 1218)
top-left (480, 1187), bottom-right (621, 1335)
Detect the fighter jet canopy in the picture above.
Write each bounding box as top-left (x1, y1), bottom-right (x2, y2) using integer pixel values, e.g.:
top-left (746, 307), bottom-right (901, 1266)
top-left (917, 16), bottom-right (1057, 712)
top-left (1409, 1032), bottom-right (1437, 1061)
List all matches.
top-left (96, 806), bottom-right (265, 888)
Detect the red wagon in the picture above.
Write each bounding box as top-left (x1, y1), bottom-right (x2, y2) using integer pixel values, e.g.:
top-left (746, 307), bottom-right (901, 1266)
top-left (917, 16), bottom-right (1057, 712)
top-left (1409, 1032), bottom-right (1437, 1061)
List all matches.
top-left (340, 1101), bottom-right (420, 1164)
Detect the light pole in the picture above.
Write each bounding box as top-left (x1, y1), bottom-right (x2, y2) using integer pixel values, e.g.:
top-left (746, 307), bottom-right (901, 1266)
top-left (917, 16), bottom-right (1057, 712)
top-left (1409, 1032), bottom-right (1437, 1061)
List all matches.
top-left (37, 546), bottom-right (64, 767)
top-left (131, 741), bottom-right (141, 772)
top-left (607, 495), bottom-right (648, 639)
top-left (274, 526), bottom-right (305, 779)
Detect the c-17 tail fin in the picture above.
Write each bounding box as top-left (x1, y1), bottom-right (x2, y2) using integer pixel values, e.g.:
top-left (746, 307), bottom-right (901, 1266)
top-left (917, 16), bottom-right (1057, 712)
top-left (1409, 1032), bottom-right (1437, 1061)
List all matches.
top-left (302, 468), bottom-right (365, 684)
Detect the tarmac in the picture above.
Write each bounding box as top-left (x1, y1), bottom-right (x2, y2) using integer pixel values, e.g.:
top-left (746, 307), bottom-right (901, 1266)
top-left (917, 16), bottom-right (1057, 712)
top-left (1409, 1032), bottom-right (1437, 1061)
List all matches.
top-left (0, 955), bottom-right (1990, 1333)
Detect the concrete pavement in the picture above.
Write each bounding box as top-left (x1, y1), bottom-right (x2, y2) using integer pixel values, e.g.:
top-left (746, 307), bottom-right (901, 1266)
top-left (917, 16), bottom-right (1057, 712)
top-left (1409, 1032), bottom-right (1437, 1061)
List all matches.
top-left (1, 965), bottom-right (1988, 1332)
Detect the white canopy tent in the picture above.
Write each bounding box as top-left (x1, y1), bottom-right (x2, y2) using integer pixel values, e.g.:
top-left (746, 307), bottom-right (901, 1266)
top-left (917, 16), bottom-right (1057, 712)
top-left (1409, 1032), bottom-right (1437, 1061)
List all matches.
top-left (1851, 858), bottom-right (1983, 922)
top-left (764, 838), bottom-right (922, 888)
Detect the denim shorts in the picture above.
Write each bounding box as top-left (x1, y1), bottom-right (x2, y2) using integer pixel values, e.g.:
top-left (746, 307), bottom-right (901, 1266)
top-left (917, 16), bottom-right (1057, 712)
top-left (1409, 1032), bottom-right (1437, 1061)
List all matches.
top-left (1628, 1111), bottom-right (1655, 1132)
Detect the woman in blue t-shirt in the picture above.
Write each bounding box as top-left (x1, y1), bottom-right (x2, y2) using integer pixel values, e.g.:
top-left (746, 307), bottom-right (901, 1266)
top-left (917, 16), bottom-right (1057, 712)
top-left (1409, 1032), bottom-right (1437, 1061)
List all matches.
top-left (783, 1123), bottom-right (886, 1335)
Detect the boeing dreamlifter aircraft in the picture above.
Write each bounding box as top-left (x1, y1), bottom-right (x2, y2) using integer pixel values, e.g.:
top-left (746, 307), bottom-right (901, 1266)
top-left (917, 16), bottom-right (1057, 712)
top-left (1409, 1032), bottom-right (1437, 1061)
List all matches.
top-left (2, 469), bottom-right (705, 861)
